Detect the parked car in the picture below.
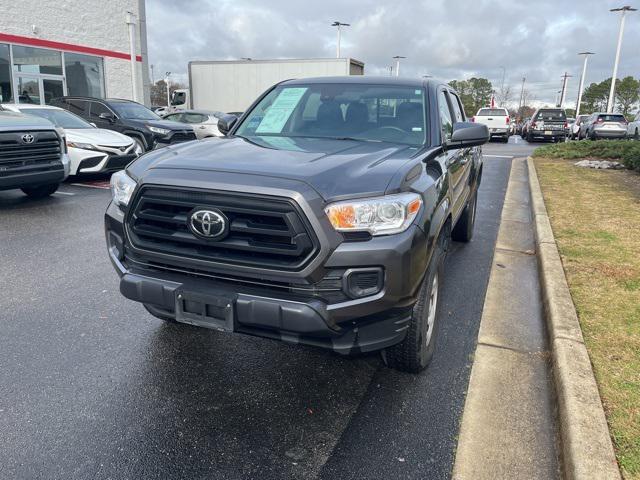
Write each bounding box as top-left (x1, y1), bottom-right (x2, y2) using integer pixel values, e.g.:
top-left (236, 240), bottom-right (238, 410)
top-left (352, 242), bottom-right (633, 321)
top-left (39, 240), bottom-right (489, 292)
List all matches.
top-left (572, 114), bottom-right (590, 140)
top-left (626, 112), bottom-right (640, 140)
top-left (2, 104), bottom-right (141, 176)
top-left (565, 117), bottom-right (575, 136)
top-left (50, 96), bottom-right (197, 152)
top-left (162, 110), bottom-right (225, 139)
top-left (525, 108), bottom-right (567, 142)
top-left (583, 112), bottom-right (628, 140)
top-left (105, 77), bottom-right (489, 373)
top-left (0, 111), bottom-right (69, 198)
top-left (520, 117), bottom-right (531, 138)
top-left (472, 107), bottom-right (510, 143)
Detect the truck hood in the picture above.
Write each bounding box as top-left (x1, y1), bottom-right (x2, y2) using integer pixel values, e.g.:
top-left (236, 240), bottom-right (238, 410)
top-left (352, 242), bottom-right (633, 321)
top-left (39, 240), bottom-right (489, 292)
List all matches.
top-left (132, 136), bottom-right (418, 200)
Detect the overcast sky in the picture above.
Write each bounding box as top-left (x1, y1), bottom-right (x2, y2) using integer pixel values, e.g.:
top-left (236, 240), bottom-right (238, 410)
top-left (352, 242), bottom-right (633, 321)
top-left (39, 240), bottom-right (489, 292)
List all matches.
top-left (146, 0), bottom-right (640, 107)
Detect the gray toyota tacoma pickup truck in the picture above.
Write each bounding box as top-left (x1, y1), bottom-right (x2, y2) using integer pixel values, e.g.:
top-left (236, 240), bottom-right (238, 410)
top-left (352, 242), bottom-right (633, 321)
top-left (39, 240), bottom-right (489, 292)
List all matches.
top-left (0, 111), bottom-right (69, 197)
top-left (105, 77), bottom-right (488, 372)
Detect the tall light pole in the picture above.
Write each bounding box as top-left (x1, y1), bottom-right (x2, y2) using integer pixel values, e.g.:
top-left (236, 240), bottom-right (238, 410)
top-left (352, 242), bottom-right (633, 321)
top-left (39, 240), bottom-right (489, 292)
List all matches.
top-left (559, 72), bottom-right (572, 107)
top-left (393, 56), bottom-right (406, 77)
top-left (607, 6), bottom-right (636, 113)
top-left (164, 72), bottom-right (171, 108)
top-left (575, 52), bottom-right (594, 117)
top-left (499, 66), bottom-right (506, 106)
top-left (517, 76), bottom-right (526, 116)
top-left (331, 21), bottom-right (350, 58)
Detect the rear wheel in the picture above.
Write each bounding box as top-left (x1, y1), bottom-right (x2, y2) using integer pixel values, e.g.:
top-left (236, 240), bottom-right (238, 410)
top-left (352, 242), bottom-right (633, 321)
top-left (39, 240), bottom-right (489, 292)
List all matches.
top-left (451, 189), bottom-right (478, 242)
top-left (382, 229), bottom-right (447, 373)
top-left (21, 183), bottom-right (59, 198)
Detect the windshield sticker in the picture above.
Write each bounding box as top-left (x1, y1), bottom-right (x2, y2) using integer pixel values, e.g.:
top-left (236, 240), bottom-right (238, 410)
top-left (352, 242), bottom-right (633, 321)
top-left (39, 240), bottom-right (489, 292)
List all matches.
top-left (412, 127), bottom-right (423, 132)
top-left (257, 136), bottom-right (304, 151)
top-left (256, 88), bottom-right (307, 133)
top-left (415, 90), bottom-right (422, 95)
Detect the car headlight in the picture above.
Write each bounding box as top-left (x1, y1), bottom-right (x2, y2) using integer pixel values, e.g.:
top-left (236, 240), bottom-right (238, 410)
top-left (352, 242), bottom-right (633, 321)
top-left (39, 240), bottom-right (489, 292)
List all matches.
top-left (325, 193), bottom-right (422, 236)
top-left (110, 170), bottom-right (137, 208)
top-left (67, 141), bottom-right (97, 150)
top-left (148, 126), bottom-right (170, 135)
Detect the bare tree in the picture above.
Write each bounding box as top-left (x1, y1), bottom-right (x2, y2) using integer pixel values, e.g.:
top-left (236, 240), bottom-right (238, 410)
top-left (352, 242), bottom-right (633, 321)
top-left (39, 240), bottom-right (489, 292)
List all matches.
top-left (496, 85), bottom-right (513, 107)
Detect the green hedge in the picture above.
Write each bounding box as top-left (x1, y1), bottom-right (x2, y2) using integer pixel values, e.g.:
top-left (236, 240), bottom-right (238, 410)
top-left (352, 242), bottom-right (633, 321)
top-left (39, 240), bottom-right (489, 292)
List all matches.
top-left (532, 140), bottom-right (640, 172)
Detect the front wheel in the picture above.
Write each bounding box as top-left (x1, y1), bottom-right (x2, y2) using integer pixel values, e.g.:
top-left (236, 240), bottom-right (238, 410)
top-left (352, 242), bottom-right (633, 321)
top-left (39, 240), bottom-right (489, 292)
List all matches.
top-left (451, 189), bottom-right (478, 242)
top-left (382, 231), bottom-right (446, 373)
top-left (21, 183), bottom-right (59, 198)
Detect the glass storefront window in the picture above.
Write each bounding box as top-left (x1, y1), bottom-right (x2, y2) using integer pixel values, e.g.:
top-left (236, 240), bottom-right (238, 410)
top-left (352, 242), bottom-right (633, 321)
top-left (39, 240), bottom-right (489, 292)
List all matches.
top-left (12, 45), bottom-right (63, 75)
top-left (0, 44), bottom-right (12, 102)
top-left (64, 52), bottom-right (105, 98)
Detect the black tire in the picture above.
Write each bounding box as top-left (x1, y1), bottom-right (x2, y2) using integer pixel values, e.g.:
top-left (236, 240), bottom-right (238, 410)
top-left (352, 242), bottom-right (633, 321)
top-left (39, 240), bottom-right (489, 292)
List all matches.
top-left (589, 130), bottom-right (597, 141)
top-left (21, 183), bottom-right (59, 198)
top-left (451, 189), bottom-right (478, 242)
top-left (526, 133), bottom-right (534, 143)
top-left (383, 229), bottom-right (447, 373)
top-left (502, 136), bottom-right (509, 143)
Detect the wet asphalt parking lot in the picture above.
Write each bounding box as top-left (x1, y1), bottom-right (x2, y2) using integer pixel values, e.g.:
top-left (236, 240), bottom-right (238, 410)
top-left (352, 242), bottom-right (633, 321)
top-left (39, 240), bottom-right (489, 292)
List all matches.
top-left (0, 138), bottom-right (535, 480)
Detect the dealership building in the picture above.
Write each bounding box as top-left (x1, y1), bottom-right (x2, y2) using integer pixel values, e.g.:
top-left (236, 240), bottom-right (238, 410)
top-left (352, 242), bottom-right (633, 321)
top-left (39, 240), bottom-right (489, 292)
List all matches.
top-left (0, 0), bottom-right (151, 107)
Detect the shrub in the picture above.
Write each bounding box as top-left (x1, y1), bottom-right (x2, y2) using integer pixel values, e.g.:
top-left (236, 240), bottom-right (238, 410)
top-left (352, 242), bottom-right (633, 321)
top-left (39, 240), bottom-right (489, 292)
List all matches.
top-left (532, 140), bottom-right (640, 172)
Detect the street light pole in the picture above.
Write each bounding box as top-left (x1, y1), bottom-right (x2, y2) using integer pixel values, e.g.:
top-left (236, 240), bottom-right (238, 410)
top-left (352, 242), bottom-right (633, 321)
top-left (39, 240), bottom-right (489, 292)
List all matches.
top-left (499, 66), bottom-right (506, 106)
top-left (392, 56), bottom-right (406, 77)
top-left (164, 72), bottom-right (171, 108)
top-left (331, 21), bottom-right (350, 58)
top-left (607, 6), bottom-right (636, 113)
top-left (559, 72), bottom-right (572, 108)
top-left (575, 52), bottom-right (594, 117)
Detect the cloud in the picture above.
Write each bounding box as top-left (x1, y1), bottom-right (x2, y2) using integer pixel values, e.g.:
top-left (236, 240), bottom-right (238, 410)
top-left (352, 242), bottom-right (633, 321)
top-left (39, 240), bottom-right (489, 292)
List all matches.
top-left (146, 0), bottom-right (640, 106)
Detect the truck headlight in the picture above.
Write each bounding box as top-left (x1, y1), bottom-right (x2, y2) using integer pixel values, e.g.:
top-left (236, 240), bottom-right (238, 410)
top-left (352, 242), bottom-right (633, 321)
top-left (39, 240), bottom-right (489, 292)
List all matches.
top-left (148, 126), bottom-right (170, 135)
top-left (110, 171), bottom-right (137, 208)
top-left (325, 193), bottom-right (422, 236)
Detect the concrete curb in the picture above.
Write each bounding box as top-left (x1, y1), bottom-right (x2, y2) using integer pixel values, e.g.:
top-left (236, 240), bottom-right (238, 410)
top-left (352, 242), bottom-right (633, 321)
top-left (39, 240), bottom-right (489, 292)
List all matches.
top-left (526, 157), bottom-right (621, 480)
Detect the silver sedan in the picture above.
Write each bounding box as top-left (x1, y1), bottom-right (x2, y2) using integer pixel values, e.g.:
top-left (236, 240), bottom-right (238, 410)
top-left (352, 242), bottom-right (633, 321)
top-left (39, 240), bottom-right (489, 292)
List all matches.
top-left (162, 110), bottom-right (224, 139)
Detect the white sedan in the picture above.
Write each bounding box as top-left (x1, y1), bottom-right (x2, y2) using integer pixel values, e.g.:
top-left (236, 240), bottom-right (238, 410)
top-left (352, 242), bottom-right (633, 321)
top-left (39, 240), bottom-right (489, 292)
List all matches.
top-left (1, 104), bottom-right (142, 176)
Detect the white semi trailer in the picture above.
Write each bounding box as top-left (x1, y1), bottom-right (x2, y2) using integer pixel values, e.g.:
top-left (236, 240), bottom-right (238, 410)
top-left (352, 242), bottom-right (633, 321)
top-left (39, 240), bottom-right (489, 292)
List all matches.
top-left (170, 58), bottom-right (364, 114)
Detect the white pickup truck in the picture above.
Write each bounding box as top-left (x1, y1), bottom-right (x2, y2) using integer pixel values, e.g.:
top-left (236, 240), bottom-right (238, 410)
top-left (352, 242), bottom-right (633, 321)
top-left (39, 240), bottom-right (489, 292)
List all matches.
top-left (472, 108), bottom-right (510, 143)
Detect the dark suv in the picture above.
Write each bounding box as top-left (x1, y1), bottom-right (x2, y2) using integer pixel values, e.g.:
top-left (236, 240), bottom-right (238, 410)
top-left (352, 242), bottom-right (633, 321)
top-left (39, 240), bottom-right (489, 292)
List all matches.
top-left (51, 96), bottom-right (196, 152)
top-left (525, 108), bottom-right (567, 142)
top-left (105, 77), bottom-right (488, 373)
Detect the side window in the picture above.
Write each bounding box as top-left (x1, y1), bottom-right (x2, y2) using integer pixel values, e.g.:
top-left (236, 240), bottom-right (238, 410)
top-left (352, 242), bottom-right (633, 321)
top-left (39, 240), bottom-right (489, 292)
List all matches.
top-left (182, 113), bottom-right (206, 123)
top-left (67, 99), bottom-right (87, 117)
top-left (89, 101), bottom-right (111, 121)
top-left (438, 90), bottom-right (454, 141)
top-left (449, 92), bottom-right (465, 122)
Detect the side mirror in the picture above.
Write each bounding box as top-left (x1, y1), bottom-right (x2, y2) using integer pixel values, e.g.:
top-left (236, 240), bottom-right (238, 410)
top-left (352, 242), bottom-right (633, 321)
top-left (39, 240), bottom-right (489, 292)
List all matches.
top-left (448, 122), bottom-right (489, 149)
top-left (99, 112), bottom-right (115, 123)
top-left (218, 115), bottom-right (238, 136)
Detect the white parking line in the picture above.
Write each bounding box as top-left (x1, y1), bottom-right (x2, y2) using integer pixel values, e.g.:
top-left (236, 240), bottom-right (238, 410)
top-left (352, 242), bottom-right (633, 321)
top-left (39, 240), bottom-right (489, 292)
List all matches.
top-left (54, 191), bottom-right (75, 196)
top-left (483, 154), bottom-right (514, 158)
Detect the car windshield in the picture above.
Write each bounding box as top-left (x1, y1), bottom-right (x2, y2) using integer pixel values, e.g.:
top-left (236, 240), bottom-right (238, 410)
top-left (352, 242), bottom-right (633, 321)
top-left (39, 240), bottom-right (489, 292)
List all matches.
top-left (235, 83), bottom-right (427, 146)
top-left (18, 108), bottom-right (93, 129)
top-left (536, 110), bottom-right (566, 121)
top-left (477, 109), bottom-right (506, 116)
top-left (111, 102), bottom-right (159, 120)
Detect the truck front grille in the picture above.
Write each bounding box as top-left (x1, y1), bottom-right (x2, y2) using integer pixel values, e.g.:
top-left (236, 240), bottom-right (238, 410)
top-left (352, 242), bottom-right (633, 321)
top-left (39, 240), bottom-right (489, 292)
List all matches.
top-left (127, 186), bottom-right (319, 271)
top-left (0, 131), bottom-right (62, 176)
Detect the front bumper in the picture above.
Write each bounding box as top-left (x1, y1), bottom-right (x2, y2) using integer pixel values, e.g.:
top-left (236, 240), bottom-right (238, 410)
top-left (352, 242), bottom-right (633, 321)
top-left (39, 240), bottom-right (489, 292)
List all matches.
top-left (71, 145), bottom-right (138, 175)
top-left (105, 200), bottom-right (429, 354)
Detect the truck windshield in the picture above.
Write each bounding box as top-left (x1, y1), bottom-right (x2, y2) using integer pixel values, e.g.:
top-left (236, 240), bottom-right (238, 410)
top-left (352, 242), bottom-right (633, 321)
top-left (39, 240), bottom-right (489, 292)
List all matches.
top-left (235, 83), bottom-right (427, 146)
top-left (111, 103), bottom-right (160, 120)
top-left (19, 108), bottom-right (93, 129)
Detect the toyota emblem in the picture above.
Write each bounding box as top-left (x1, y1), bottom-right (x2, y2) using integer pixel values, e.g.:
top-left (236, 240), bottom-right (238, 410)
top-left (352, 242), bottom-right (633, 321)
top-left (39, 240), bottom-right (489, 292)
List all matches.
top-left (21, 134), bottom-right (35, 144)
top-left (188, 209), bottom-right (228, 240)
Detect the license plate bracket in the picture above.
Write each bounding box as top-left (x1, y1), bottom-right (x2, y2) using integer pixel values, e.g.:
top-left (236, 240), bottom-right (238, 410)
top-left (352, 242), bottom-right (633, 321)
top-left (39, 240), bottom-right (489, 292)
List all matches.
top-left (545, 130), bottom-right (552, 135)
top-left (175, 290), bottom-right (236, 332)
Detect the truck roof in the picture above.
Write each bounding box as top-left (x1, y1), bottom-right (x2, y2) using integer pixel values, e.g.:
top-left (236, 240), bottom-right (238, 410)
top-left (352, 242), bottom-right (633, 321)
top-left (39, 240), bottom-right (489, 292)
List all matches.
top-left (281, 76), bottom-right (439, 88)
top-left (0, 110), bottom-right (56, 129)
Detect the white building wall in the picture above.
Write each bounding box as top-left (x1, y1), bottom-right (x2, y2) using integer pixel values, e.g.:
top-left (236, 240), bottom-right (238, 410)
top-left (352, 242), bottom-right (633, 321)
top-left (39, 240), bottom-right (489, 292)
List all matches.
top-left (2, 0), bottom-right (147, 101)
